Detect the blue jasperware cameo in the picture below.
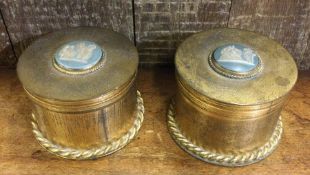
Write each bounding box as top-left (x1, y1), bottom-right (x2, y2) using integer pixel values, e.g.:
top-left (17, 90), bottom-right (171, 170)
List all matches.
top-left (213, 44), bottom-right (260, 73)
top-left (54, 40), bottom-right (103, 71)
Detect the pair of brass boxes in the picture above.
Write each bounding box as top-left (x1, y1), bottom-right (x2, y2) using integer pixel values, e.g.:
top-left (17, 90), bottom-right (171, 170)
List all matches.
top-left (17, 27), bottom-right (297, 167)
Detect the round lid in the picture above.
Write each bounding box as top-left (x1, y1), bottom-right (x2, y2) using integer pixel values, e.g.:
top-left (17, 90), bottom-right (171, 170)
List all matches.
top-left (17, 27), bottom-right (138, 101)
top-left (175, 28), bottom-right (298, 105)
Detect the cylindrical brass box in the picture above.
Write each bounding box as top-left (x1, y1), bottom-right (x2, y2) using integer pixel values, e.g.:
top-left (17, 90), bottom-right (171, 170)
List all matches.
top-left (168, 28), bottom-right (297, 166)
top-left (17, 27), bottom-right (144, 160)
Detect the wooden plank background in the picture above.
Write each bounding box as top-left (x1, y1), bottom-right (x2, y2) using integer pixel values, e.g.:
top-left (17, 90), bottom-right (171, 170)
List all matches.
top-left (0, 0), bottom-right (134, 58)
top-left (0, 0), bottom-right (309, 69)
top-left (0, 13), bottom-right (15, 68)
top-left (134, 0), bottom-right (231, 63)
top-left (228, 0), bottom-right (310, 70)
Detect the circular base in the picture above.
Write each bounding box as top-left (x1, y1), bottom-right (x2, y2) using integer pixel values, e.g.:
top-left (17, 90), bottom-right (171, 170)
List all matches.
top-left (31, 91), bottom-right (144, 160)
top-left (167, 101), bottom-right (283, 167)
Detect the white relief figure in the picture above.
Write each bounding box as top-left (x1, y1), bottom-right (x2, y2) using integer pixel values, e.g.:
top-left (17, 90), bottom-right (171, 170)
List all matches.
top-left (217, 45), bottom-right (256, 66)
top-left (58, 42), bottom-right (97, 63)
top-left (242, 48), bottom-right (256, 64)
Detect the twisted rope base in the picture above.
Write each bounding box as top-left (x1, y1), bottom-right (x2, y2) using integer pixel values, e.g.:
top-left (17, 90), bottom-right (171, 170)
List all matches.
top-left (167, 101), bottom-right (283, 167)
top-left (31, 91), bottom-right (144, 160)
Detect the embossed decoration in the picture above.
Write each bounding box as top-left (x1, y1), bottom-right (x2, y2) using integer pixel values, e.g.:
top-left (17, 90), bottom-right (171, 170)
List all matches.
top-left (213, 44), bottom-right (259, 73)
top-left (54, 40), bottom-right (103, 71)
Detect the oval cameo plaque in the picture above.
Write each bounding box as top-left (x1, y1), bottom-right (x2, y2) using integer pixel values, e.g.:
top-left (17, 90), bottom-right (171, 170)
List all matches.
top-left (209, 44), bottom-right (262, 79)
top-left (54, 40), bottom-right (104, 73)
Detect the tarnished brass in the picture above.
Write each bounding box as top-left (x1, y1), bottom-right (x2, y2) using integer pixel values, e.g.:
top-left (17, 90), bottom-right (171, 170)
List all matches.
top-left (17, 27), bottom-right (144, 160)
top-left (170, 28), bottom-right (298, 166)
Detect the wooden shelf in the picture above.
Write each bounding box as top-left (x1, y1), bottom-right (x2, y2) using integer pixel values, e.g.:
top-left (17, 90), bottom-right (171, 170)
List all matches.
top-left (0, 66), bottom-right (309, 175)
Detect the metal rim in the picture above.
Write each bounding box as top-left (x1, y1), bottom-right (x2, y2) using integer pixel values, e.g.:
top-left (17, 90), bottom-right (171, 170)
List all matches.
top-left (208, 50), bottom-right (263, 79)
top-left (52, 49), bottom-right (106, 75)
top-left (24, 73), bottom-right (137, 112)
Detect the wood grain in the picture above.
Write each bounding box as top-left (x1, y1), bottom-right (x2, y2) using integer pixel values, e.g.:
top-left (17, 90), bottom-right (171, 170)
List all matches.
top-left (134, 0), bottom-right (310, 70)
top-left (0, 66), bottom-right (309, 175)
top-left (0, 0), bottom-right (134, 57)
top-left (0, 13), bottom-right (15, 68)
top-left (228, 0), bottom-right (310, 70)
top-left (134, 0), bottom-right (231, 64)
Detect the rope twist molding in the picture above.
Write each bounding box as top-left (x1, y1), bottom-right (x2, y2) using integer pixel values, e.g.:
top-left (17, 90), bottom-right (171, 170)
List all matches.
top-left (31, 91), bottom-right (144, 160)
top-left (167, 101), bottom-right (283, 167)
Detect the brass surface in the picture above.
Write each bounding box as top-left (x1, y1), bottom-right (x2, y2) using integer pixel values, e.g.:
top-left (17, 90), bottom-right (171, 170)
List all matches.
top-left (167, 101), bottom-right (283, 167)
top-left (16, 27), bottom-right (142, 159)
top-left (24, 73), bottom-right (136, 113)
top-left (175, 28), bottom-right (298, 105)
top-left (175, 76), bottom-right (284, 153)
top-left (28, 79), bottom-right (140, 157)
top-left (172, 28), bottom-right (298, 166)
top-left (17, 27), bottom-right (138, 101)
top-left (31, 91), bottom-right (144, 160)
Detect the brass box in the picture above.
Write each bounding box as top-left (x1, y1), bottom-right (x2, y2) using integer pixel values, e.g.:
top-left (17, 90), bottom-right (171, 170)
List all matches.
top-left (168, 28), bottom-right (297, 166)
top-left (17, 27), bottom-right (144, 160)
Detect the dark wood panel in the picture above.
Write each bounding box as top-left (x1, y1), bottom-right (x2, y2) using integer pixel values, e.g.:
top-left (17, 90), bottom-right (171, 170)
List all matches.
top-left (0, 0), bottom-right (309, 70)
top-left (228, 0), bottom-right (310, 70)
top-left (134, 0), bottom-right (231, 64)
top-left (0, 0), bottom-right (134, 57)
top-left (135, 0), bottom-right (310, 69)
top-left (0, 13), bottom-right (15, 68)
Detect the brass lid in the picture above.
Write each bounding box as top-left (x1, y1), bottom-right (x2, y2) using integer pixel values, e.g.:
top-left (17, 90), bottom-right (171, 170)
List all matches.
top-left (17, 27), bottom-right (138, 101)
top-left (175, 28), bottom-right (298, 105)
